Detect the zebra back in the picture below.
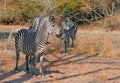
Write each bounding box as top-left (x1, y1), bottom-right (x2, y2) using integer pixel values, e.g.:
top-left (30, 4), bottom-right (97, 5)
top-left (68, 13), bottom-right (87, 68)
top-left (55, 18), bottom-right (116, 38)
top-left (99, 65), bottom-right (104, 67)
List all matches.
top-left (66, 17), bottom-right (77, 29)
top-left (15, 29), bottom-right (37, 54)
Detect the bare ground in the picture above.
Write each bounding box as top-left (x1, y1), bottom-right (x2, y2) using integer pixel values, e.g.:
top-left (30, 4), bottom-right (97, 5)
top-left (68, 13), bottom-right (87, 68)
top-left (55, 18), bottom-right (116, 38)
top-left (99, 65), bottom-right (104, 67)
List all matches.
top-left (0, 25), bottom-right (120, 83)
top-left (0, 50), bottom-right (120, 83)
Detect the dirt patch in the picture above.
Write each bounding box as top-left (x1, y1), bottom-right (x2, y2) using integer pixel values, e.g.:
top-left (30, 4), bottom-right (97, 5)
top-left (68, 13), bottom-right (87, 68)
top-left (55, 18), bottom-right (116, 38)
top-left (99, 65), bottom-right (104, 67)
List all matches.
top-left (0, 50), bottom-right (120, 83)
top-left (0, 25), bottom-right (29, 32)
top-left (0, 26), bottom-right (120, 83)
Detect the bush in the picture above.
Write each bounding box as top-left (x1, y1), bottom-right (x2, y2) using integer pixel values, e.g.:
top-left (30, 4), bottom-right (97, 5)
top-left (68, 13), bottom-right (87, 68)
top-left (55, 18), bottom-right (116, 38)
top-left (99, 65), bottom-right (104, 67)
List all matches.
top-left (0, 0), bottom-right (43, 24)
top-left (50, 0), bottom-right (114, 24)
top-left (0, 0), bottom-right (116, 25)
top-left (17, 1), bottom-right (43, 22)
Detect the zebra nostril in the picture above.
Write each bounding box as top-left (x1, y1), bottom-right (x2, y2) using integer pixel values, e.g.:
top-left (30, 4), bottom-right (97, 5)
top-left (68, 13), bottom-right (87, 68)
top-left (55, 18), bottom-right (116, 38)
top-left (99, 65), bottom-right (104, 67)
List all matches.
top-left (56, 34), bottom-right (61, 38)
top-left (52, 25), bottom-right (55, 27)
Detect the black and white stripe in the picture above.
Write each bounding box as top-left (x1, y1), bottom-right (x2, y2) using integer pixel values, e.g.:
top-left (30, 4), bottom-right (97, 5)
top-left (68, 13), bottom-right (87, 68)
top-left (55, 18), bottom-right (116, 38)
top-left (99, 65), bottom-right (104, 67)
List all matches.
top-left (14, 16), bottom-right (61, 77)
top-left (61, 17), bottom-right (78, 53)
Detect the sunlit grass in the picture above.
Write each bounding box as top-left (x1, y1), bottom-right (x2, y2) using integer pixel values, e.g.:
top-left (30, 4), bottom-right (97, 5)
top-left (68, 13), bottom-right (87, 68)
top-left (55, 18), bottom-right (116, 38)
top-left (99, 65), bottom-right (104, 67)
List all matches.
top-left (0, 30), bottom-right (119, 58)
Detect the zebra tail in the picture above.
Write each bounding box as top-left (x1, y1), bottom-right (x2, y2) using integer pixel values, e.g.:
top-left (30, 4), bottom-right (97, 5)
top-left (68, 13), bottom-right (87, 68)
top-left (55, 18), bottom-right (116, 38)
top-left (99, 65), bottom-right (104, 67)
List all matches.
top-left (14, 32), bottom-right (19, 49)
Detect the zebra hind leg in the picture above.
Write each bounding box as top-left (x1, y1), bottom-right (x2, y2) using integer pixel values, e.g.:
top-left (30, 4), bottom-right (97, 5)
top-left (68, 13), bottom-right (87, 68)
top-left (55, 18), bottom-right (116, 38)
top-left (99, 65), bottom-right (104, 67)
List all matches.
top-left (70, 37), bottom-right (74, 48)
top-left (32, 55), bottom-right (36, 77)
top-left (15, 50), bottom-right (20, 72)
top-left (37, 54), bottom-right (41, 62)
top-left (61, 39), bottom-right (68, 53)
top-left (66, 38), bottom-right (70, 48)
top-left (70, 29), bottom-right (77, 48)
top-left (26, 55), bottom-right (29, 73)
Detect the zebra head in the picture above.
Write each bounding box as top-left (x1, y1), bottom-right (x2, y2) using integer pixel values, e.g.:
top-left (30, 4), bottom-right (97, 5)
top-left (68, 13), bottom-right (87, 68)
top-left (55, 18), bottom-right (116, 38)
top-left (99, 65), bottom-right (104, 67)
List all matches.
top-left (38, 16), bottom-right (62, 38)
top-left (61, 21), bottom-right (70, 30)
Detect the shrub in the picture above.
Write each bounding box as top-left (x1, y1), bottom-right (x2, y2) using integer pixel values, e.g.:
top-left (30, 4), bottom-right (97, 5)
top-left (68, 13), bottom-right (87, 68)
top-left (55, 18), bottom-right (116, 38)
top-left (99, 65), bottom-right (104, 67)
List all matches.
top-left (17, 1), bottom-right (43, 22)
top-left (0, 0), bottom-right (43, 24)
top-left (0, 0), bottom-right (116, 25)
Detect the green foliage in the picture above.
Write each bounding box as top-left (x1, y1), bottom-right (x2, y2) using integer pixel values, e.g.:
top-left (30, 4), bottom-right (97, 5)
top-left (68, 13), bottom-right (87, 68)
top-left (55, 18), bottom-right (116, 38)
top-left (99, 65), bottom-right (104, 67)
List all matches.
top-left (0, 0), bottom-right (43, 24)
top-left (17, 1), bottom-right (43, 22)
top-left (0, 0), bottom-right (115, 24)
top-left (56, 1), bottom-right (75, 14)
top-left (52, 0), bottom-right (81, 16)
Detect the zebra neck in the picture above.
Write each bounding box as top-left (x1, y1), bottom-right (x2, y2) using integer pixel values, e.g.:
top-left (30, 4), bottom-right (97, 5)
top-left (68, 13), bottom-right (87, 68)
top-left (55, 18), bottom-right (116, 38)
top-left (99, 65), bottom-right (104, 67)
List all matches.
top-left (35, 30), bottom-right (49, 45)
top-left (36, 35), bottom-right (49, 46)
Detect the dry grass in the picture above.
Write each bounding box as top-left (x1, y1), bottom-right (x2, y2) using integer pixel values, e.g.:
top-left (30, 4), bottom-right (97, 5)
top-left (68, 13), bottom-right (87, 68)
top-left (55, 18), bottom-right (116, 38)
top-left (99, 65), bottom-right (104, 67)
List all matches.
top-left (73, 32), bottom-right (118, 58)
top-left (74, 35), bottom-right (98, 55)
top-left (47, 35), bottom-right (63, 53)
top-left (0, 31), bottom-right (15, 51)
top-left (0, 30), bottom-right (120, 83)
top-left (0, 31), bottom-right (119, 58)
top-left (77, 10), bottom-right (120, 31)
top-left (0, 34), bottom-right (62, 53)
top-left (0, 38), bottom-right (14, 51)
top-left (100, 38), bottom-right (114, 57)
top-left (97, 15), bottom-right (120, 31)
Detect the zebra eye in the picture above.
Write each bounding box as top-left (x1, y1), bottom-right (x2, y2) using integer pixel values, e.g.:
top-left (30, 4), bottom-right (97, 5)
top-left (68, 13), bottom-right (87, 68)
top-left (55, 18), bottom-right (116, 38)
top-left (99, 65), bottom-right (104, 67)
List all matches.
top-left (52, 25), bottom-right (55, 27)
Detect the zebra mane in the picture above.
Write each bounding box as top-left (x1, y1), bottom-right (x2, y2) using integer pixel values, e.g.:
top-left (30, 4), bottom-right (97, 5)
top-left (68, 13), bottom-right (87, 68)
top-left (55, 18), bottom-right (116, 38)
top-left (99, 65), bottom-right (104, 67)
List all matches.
top-left (61, 21), bottom-right (70, 30)
top-left (28, 16), bottom-right (41, 32)
top-left (37, 16), bottom-right (49, 31)
top-left (35, 16), bottom-right (50, 43)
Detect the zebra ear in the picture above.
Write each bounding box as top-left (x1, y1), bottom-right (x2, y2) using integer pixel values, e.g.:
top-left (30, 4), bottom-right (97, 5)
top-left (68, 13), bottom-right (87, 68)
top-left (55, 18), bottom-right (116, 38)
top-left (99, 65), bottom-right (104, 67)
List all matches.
top-left (49, 16), bottom-right (55, 22)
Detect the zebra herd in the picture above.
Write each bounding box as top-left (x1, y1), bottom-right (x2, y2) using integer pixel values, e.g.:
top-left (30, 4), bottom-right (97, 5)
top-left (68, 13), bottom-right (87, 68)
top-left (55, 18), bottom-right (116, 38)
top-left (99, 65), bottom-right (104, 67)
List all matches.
top-left (14, 16), bottom-right (78, 77)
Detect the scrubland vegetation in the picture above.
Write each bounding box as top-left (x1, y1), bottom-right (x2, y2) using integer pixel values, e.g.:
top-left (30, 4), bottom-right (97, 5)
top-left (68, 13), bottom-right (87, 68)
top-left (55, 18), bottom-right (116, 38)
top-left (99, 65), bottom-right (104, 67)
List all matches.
top-left (0, 1), bottom-right (120, 83)
top-left (0, 0), bottom-right (120, 57)
top-left (0, 0), bottom-right (118, 25)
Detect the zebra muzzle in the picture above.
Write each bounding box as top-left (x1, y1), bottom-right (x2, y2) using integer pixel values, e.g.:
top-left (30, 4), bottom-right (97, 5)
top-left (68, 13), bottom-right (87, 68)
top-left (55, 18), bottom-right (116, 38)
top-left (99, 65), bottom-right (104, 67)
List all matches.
top-left (56, 34), bottom-right (61, 38)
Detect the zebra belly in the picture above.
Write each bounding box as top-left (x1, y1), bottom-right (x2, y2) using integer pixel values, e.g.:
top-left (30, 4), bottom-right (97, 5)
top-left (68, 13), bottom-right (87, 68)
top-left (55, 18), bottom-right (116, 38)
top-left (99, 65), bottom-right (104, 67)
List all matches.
top-left (18, 39), bottom-right (35, 55)
top-left (22, 44), bottom-right (35, 55)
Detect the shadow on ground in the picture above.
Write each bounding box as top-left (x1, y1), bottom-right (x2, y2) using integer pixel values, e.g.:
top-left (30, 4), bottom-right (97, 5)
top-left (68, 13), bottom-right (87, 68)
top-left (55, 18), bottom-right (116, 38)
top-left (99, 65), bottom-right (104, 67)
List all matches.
top-left (0, 52), bottom-right (120, 83)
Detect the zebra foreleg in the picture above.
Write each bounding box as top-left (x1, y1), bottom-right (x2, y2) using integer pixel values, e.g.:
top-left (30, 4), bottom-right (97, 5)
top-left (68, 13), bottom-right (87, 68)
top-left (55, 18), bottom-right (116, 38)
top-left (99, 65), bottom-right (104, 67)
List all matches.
top-left (71, 37), bottom-right (75, 48)
top-left (39, 55), bottom-right (44, 77)
top-left (37, 53), bottom-right (41, 62)
top-left (66, 38), bottom-right (70, 48)
top-left (15, 50), bottom-right (20, 72)
top-left (29, 55), bottom-right (32, 62)
top-left (32, 55), bottom-right (36, 77)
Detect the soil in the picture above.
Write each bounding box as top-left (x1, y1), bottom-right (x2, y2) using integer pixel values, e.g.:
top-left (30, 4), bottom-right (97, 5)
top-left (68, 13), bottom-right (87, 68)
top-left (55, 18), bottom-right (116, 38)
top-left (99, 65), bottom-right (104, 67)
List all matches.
top-left (0, 25), bottom-right (120, 83)
top-left (0, 50), bottom-right (120, 83)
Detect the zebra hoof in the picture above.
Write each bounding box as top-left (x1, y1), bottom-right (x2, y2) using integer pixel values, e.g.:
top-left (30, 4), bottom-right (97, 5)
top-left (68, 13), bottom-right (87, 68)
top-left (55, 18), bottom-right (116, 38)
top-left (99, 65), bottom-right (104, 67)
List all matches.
top-left (32, 75), bottom-right (36, 78)
top-left (61, 51), bottom-right (68, 54)
top-left (41, 73), bottom-right (45, 78)
top-left (69, 45), bottom-right (74, 48)
top-left (29, 58), bottom-right (33, 62)
top-left (14, 68), bottom-right (18, 73)
top-left (40, 71), bottom-right (45, 77)
top-left (42, 75), bottom-right (45, 78)
top-left (15, 70), bottom-right (18, 73)
top-left (26, 70), bottom-right (30, 74)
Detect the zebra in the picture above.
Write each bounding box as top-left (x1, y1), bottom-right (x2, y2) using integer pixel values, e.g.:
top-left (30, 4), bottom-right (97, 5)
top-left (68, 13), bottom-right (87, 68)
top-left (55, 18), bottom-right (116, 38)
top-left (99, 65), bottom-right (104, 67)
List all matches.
top-left (18, 16), bottom-right (41, 61)
top-left (61, 17), bottom-right (78, 53)
top-left (14, 16), bottom-right (61, 77)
